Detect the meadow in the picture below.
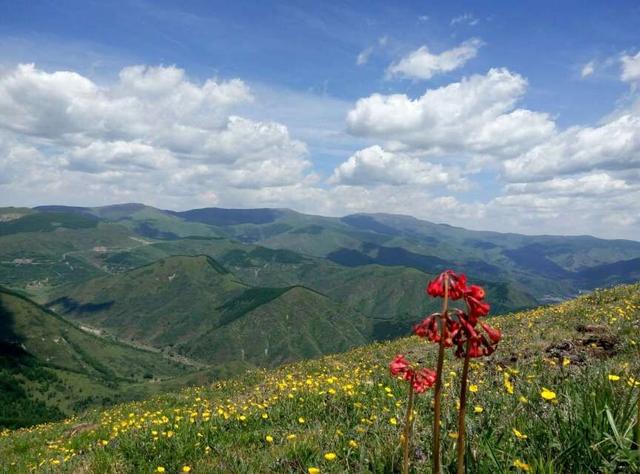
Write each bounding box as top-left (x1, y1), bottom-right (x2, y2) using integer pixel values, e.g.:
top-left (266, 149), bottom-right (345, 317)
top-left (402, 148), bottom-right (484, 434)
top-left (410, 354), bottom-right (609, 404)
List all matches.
top-left (1, 283), bottom-right (639, 473)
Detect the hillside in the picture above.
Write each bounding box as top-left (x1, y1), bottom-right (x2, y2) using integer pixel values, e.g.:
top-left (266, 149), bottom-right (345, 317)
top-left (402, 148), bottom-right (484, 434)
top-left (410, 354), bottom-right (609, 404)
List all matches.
top-left (1, 283), bottom-right (638, 472)
top-left (48, 255), bottom-right (371, 367)
top-left (0, 287), bottom-right (193, 428)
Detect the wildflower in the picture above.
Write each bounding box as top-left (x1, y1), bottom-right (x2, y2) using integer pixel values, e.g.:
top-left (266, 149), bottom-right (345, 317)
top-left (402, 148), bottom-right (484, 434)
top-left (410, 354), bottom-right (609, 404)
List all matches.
top-left (469, 384), bottom-right (478, 393)
top-left (349, 439), bottom-right (358, 448)
top-left (156, 468), bottom-right (165, 473)
top-left (519, 396), bottom-right (529, 404)
top-left (324, 452), bottom-right (337, 461)
top-left (426, 270), bottom-right (468, 300)
top-left (308, 468), bottom-right (320, 474)
top-left (182, 467), bottom-right (191, 473)
top-left (473, 406), bottom-right (483, 413)
top-left (265, 435), bottom-right (274, 443)
top-left (389, 355), bottom-right (410, 377)
top-left (286, 434), bottom-right (296, 441)
top-left (512, 428), bottom-right (528, 440)
top-left (540, 388), bottom-right (557, 401)
top-left (513, 459), bottom-right (531, 471)
top-left (608, 374), bottom-right (620, 381)
top-left (298, 417), bottom-right (305, 424)
top-left (389, 417), bottom-right (398, 425)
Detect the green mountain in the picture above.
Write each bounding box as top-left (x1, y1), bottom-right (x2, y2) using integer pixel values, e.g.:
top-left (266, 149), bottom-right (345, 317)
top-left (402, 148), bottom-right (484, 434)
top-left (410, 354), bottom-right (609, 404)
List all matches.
top-left (18, 203), bottom-right (640, 302)
top-left (0, 287), bottom-right (193, 428)
top-left (48, 255), bottom-right (371, 367)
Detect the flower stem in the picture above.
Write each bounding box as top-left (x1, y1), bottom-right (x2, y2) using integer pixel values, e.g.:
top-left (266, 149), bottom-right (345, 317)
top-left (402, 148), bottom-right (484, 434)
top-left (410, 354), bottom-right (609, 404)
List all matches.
top-left (402, 381), bottom-right (415, 474)
top-left (634, 392), bottom-right (640, 451)
top-left (432, 278), bottom-right (449, 474)
top-left (455, 339), bottom-right (471, 474)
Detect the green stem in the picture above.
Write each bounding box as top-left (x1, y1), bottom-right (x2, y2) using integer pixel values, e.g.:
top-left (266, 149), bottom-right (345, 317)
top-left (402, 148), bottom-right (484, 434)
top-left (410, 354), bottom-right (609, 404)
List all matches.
top-left (455, 340), bottom-right (471, 474)
top-left (432, 278), bottom-right (449, 474)
top-left (402, 381), bottom-right (415, 474)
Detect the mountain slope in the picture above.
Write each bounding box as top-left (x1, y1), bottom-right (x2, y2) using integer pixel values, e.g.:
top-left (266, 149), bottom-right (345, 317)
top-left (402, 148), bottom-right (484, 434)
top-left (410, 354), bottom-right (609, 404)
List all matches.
top-left (49, 255), bottom-right (248, 347)
top-left (49, 256), bottom-right (371, 368)
top-left (0, 287), bottom-right (192, 427)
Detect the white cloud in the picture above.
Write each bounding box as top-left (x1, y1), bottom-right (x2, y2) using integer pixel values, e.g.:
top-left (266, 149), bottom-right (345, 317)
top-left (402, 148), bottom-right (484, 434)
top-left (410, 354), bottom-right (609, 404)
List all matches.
top-left (581, 61), bottom-right (595, 78)
top-left (387, 38), bottom-right (483, 80)
top-left (356, 47), bottom-right (374, 66)
top-left (450, 13), bottom-right (479, 27)
top-left (503, 114), bottom-right (640, 181)
top-left (356, 36), bottom-right (389, 66)
top-left (504, 173), bottom-right (632, 197)
top-left (0, 63), bottom-right (313, 201)
top-left (621, 51), bottom-right (640, 83)
top-left (348, 68), bottom-right (554, 157)
top-left (329, 145), bottom-right (463, 187)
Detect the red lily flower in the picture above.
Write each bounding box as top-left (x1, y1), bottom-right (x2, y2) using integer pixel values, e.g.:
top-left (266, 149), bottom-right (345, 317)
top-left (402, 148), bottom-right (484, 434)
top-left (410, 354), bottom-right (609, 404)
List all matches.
top-left (426, 270), bottom-right (468, 300)
top-left (389, 354), bottom-right (410, 377)
top-left (389, 355), bottom-right (436, 394)
top-left (410, 367), bottom-right (437, 393)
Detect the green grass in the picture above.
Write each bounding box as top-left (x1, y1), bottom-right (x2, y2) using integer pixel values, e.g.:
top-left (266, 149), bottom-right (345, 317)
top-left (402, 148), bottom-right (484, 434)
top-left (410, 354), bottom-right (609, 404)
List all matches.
top-left (1, 283), bottom-right (638, 473)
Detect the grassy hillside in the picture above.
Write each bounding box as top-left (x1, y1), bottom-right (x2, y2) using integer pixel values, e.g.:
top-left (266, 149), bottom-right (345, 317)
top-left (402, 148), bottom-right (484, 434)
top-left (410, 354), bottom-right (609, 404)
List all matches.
top-left (1, 283), bottom-right (638, 472)
top-left (0, 287), bottom-right (195, 428)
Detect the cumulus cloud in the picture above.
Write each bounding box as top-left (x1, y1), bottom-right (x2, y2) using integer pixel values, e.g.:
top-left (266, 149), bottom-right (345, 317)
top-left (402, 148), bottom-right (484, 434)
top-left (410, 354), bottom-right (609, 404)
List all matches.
top-left (0, 63), bottom-right (313, 203)
top-left (621, 51), bottom-right (640, 84)
top-left (329, 145), bottom-right (464, 188)
top-left (387, 38), bottom-right (483, 80)
top-left (348, 68), bottom-right (554, 157)
top-left (503, 114), bottom-right (640, 181)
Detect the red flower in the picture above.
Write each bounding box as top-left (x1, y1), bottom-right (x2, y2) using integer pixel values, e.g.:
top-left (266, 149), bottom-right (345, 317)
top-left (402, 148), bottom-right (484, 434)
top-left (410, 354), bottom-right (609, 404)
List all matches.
top-left (466, 296), bottom-right (490, 324)
top-left (426, 270), bottom-right (468, 300)
top-left (389, 355), bottom-right (436, 394)
top-left (466, 284), bottom-right (485, 300)
top-left (411, 368), bottom-right (437, 393)
top-left (389, 354), bottom-right (410, 377)
top-left (413, 313), bottom-right (461, 348)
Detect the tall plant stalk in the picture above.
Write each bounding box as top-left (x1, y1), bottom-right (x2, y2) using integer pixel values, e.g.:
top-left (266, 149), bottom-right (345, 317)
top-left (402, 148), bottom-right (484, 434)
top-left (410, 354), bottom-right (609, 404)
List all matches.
top-left (431, 278), bottom-right (449, 474)
top-left (455, 339), bottom-right (472, 474)
top-left (402, 379), bottom-right (415, 474)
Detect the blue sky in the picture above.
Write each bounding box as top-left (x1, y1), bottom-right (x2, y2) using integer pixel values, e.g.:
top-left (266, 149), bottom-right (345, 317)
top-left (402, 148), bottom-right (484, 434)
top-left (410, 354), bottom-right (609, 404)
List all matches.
top-left (1, 1), bottom-right (640, 238)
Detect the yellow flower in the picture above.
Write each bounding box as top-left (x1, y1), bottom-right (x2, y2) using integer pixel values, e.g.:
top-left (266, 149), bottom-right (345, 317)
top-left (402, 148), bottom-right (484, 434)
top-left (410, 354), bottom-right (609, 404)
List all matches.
top-left (389, 417), bottom-right (397, 425)
top-left (540, 388), bottom-right (557, 401)
top-left (182, 467), bottom-right (191, 473)
top-left (298, 417), bottom-right (305, 424)
top-left (518, 396), bottom-right (528, 404)
top-left (473, 406), bottom-right (484, 413)
top-left (286, 434), bottom-right (297, 441)
top-left (448, 432), bottom-right (458, 439)
top-left (562, 357), bottom-right (570, 367)
top-left (265, 435), bottom-right (274, 443)
top-left (608, 374), bottom-right (620, 382)
top-left (308, 468), bottom-right (320, 474)
top-left (469, 384), bottom-right (479, 393)
top-left (156, 468), bottom-right (165, 473)
top-left (348, 439), bottom-right (358, 448)
top-left (324, 452), bottom-right (337, 461)
top-left (512, 428), bottom-right (528, 440)
top-left (503, 374), bottom-right (514, 394)
top-left (513, 459), bottom-right (531, 471)
top-left (261, 413), bottom-right (269, 419)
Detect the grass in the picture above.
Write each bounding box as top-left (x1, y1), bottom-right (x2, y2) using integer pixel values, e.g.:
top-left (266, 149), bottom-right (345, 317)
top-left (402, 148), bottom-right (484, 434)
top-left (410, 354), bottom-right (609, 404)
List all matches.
top-left (0, 283), bottom-right (639, 473)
